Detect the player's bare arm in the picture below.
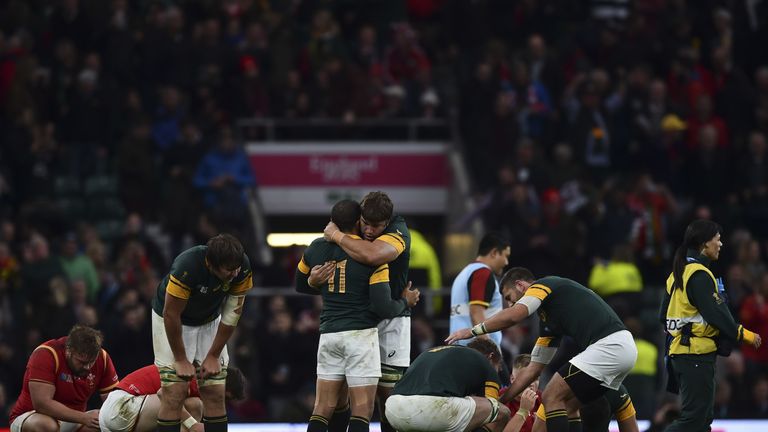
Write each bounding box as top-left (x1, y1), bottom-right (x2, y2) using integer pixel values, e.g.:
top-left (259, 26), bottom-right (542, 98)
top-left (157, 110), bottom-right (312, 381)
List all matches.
top-left (324, 221), bottom-right (398, 266)
top-left (445, 303), bottom-right (530, 344)
top-left (499, 362), bottom-right (545, 404)
top-left (29, 381), bottom-right (100, 428)
top-left (202, 293), bottom-right (245, 378)
top-left (469, 304), bottom-right (490, 340)
top-left (163, 293), bottom-right (196, 379)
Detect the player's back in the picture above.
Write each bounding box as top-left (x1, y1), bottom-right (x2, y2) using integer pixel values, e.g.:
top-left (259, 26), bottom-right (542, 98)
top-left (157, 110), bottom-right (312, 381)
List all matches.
top-left (303, 237), bottom-right (387, 333)
top-left (393, 345), bottom-right (498, 398)
top-left (531, 276), bottom-right (626, 350)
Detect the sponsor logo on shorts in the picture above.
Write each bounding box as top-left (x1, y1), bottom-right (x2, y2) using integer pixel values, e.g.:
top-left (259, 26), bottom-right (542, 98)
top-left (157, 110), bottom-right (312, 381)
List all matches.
top-left (388, 350), bottom-right (397, 358)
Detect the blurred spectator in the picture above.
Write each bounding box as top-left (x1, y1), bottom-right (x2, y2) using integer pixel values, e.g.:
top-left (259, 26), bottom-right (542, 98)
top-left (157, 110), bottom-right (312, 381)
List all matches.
top-left (739, 272), bottom-right (768, 374)
top-left (588, 243), bottom-right (642, 317)
top-left (59, 232), bottom-right (99, 303)
top-left (193, 126), bottom-right (256, 227)
top-left (20, 233), bottom-right (66, 312)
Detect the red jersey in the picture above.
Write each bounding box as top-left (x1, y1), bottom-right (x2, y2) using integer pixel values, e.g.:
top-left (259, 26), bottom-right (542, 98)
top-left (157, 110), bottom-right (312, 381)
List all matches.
top-left (117, 365), bottom-right (200, 397)
top-left (10, 337), bottom-right (119, 423)
top-left (503, 390), bottom-right (541, 432)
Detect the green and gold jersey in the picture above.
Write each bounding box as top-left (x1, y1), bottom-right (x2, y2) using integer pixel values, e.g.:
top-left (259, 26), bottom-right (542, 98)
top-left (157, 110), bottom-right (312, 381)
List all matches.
top-left (297, 237), bottom-right (404, 334)
top-left (527, 276), bottom-right (626, 351)
top-left (393, 345), bottom-right (500, 399)
top-left (378, 215), bottom-right (411, 316)
top-left (152, 245), bottom-right (253, 326)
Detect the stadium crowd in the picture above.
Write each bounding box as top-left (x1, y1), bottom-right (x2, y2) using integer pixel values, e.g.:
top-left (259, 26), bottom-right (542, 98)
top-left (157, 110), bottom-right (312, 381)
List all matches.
top-left (1, 0), bottom-right (768, 426)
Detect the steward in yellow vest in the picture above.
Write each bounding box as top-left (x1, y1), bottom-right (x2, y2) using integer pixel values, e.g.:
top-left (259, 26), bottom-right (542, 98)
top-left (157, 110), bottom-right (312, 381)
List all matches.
top-left (660, 219), bottom-right (761, 432)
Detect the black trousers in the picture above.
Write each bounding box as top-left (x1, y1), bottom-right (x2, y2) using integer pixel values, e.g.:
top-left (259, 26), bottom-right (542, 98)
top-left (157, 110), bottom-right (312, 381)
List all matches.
top-left (665, 354), bottom-right (716, 432)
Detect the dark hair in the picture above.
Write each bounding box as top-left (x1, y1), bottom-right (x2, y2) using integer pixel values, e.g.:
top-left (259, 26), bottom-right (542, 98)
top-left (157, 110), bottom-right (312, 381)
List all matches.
top-left (225, 366), bottom-right (247, 401)
top-left (672, 219), bottom-right (722, 290)
top-left (206, 234), bottom-right (244, 270)
top-left (360, 191), bottom-right (393, 224)
top-left (331, 199), bottom-right (361, 233)
top-left (467, 338), bottom-right (500, 360)
top-left (477, 232), bottom-right (510, 256)
top-left (500, 267), bottom-right (536, 287)
top-left (66, 325), bottom-right (103, 359)
top-left (512, 353), bottom-right (531, 370)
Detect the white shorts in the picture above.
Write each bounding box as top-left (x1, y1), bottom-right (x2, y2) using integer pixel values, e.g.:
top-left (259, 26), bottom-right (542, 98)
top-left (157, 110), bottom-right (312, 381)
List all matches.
top-left (377, 316), bottom-right (411, 367)
top-left (152, 311), bottom-right (229, 369)
top-left (385, 394), bottom-right (476, 432)
top-left (11, 410), bottom-right (92, 432)
top-left (317, 327), bottom-right (381, 385)
top-left (569, 330), bottom-right (637, 390)
top-left (99, 389), bottom-right (148, 432)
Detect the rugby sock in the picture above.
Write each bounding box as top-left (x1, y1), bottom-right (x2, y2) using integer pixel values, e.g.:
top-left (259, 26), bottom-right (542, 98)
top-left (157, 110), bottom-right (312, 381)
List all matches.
top-left (203, 415), bottom-right (228, 432)
top-left (568, 416), bottom-right (582, 432)
top-left (546, 409), bottom-right (569, 432)
top-left (328, 403), bottom-right (351, 432)
top-left (157, 418), bottom-right (181, 432)
top-left (308, 415), bottom-right (329, 432)
top-left (348, 416), bottom-right (370, 432)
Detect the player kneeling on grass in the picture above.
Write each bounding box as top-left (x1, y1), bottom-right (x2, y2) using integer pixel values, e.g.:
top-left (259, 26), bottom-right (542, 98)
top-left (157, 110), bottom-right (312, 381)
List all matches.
top-left (99, 365), bottom-right (245, 432)
top-left (385, 339), bottom-right (511, 432)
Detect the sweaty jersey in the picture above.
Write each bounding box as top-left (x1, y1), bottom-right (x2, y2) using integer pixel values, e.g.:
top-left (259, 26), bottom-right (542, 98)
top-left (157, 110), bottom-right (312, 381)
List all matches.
top-left (450, 262), bottom-right (503, 346)
top-left (525, 276), bottom-right (626, 352)
top-left (10, 337), bottom-right (119, 423)
top-left (152, 245), bottom-right (253, 326)
top-left (378, 215), bottom-right (411, 316)
top-left (393, 345), bottom-right (500, 399)
top-left (297, 236), bottom-right (404, 333)
top-left (117, 365), bottom-right (200, 397)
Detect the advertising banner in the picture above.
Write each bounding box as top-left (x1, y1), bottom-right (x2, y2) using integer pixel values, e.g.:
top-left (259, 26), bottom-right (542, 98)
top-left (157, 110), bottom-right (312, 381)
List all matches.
top-left (246, 143), bottom-right (450, 214)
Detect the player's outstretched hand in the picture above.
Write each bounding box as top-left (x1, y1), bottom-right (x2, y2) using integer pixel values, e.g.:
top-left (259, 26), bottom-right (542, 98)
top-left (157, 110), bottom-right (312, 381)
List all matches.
top-left (445, 328), bottom-right (473, 345)
top-left (174, 359), bottom-right (196, 380)
top-left (754, 333), bottom-right (762, 349)
top-left (200, 355), bottom-right (222, 380)
top-left (401, 281), bottom-right (420, 308)
top-left (309, 261), bottom-right (335, 287)
top-left (323, 221), bottom-right (340, 242)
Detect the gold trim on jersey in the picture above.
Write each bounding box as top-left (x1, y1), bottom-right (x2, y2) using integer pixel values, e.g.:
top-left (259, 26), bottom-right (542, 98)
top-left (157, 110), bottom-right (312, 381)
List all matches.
top-left (525, 284), bottom-right (552, 301)
top-left (297, 257), bottom-right (310, 274)
top-left (535, 336), bottom-right (555, 347)
top-left (377, 233), bottom-right (406, 254)
top-left (230, 275), bottom-right (253, 295)
top-left (167, 276), bottom-right (191, 299)
top-left (35, 345), bottom-right (59, 372)
top-left (485, 381), bottom-right (500, 399)
top-left (369, 264), bottom-right (390, 285)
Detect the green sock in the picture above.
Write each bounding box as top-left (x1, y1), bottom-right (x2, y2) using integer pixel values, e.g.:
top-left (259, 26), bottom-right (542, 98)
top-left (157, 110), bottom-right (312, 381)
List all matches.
top-left (156, 418), bottom-right (181, 432)
top-left (348, 416), bottom-right (370, 432)
top-left (546, 409), bottom-right (569, 432)
top-left (328, 403), bottom-right (350, 432)
top-left (202, 415), bottom-right (227, 432)
top-left (308, 415), bottom-right (329, 432)
top-left (569, 416), bottom-right (582, 432)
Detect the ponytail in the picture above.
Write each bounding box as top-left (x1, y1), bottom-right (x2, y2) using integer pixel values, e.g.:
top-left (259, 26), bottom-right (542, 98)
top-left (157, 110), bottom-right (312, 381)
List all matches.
top-left (672, 219), bottom-right (723, 292)
top-left (672, 245), bottom-right (687, 291)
